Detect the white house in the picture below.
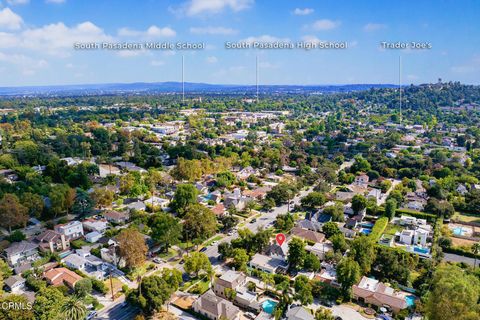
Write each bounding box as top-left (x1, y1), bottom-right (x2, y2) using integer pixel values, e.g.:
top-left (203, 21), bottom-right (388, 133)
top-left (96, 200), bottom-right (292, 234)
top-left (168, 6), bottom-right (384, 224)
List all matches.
top-left (54, 221), bottom-right (84, 240)
top-left (85, 231), bottom-right (102, 243)
top-left (399, 230), bottom-right (414, 245)
top-left (413, 229), bottom-right (428, 246)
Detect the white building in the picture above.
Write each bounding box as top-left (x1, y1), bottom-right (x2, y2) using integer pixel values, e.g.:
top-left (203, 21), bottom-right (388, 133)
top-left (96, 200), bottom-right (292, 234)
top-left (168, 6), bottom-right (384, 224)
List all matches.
top-left (54, 221), bottom-right (84, 240)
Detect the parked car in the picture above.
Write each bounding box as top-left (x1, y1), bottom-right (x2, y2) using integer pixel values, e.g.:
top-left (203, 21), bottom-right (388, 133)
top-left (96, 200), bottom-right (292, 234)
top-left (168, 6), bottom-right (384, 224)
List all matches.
top-left (250, 218), bottom-right (257, 223)
top-left (200, 247), bottom-right (208, 252)
top-left (86, 311), bottom-right (97, 319)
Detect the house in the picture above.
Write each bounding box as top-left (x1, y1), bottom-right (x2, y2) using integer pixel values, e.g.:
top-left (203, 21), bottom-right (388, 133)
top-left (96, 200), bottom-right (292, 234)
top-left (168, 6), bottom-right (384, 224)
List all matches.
top-left (413, 229), bottom-right (429, 246)
top-left (314, 263), bottom-right (340, 287)
top-left (54, 221), bottom-right (84, 240)
top-left (289, 227), bottom-right (325, 244)
top-left (354, 174), bottom-right (369, 186)
top-left (103, 210), bottom-right (129, 224)
top-left (144, 196), bottom-right (169, 209)
top-left (34, 230), bottom-right (69, 253)
top-left (82, 219), bottom-right (108, 233)
top-left (3, 241), bottom-right (39, 267)
top-left (101, 245), bottom-right (126, 268)
top-left (243, 186), bottom-right (271, 200)
top-left (98, 164), bottom-right (121, 178)
top-left (213, 270), bottom-right (259, 310)
top-left (211, 203), bottom-right (226, 216)
top-left (306, 242), bottom-right (333, 260)
top-left (193, 290), bottom-right (240, 320)
top-left (85, 231), bottom-right (102, 243)
top-left (406, 201), bottom-right (425, 211)
top-left (125, 200), bottom-right (146, 212)
top-left (115, 161), bottom-right (147, 173)
top-left (265, 242), bottom-right (289, 261)
top-left (44, 267), bottom-right (83, 289)
top-left (63, 250), bottom-right (110, 279)
top-left (352, 276), bottom-right (408, 313)
top-left (249, 253), bottom-right (288, 274)
top-left (399, 230), bottom-right (414, 245)
top-left (224, 189), bottom-right (252, 211)
top-left (286, 306), bottom-right (314, 320)
top-left (4, 275), bottom-right (26, 292)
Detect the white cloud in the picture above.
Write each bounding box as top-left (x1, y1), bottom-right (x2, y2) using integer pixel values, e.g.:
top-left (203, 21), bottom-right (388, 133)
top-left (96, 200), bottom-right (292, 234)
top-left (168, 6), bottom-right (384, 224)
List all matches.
top-left (206, 56), bottom-right (218, 63)
top-left (293, 8), bottom-right (314, 16)
top-left (311, 19), bottom-right (341, 31)
top-left (0, 8), bottom-right (24, 30)
top-left (21, 21), bottom-right (113, 56)
top-left (190, 26), bottom-right (237, 35)
top-left (0, 52), bottom-right (48, 75)
top-left (6, 0), bottom-right (30, 5)
top-left (118, 25), bottom-right (176, 38)
top-left (182, 0), bottom-right (253, 16)
top-left (301, 35), bottom-right (323, 44)
top-left (151, 60), bottom-right (165, 66)
top-left (363, 23), bottom-right (386, 32)
top-left (46, 0), bottom-right (66, 4)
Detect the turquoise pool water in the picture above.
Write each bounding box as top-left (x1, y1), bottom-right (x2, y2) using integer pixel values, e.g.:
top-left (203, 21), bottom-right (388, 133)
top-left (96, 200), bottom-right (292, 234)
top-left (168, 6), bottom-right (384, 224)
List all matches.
top-left (452, 227), bottom-right (466, 236)
top-left (413, 246), bottom-right (430, 255)
top-left (262, 299), bottom-right (278, 314)
top-left (360, 228), bottom-right (372, 235)
top-left (405, 295), bottom-right (416, 307)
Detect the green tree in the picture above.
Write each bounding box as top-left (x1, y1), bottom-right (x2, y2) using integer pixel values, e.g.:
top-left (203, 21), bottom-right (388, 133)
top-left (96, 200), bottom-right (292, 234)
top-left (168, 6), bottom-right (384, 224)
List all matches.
top-left (0, 294), bottom-right (35, 320)
top-left (183, 204), bottom-right (217, 243)
top-left (232, 248), bottom-right (249, 271)
top-left (315, 307), bottom-right (335, 320)
top-left (149, 213), bottom-right (182, 253)
top-left (322, 221), bottom-right (341, 239)
top-left (385, 198), bottom-right (397, 221)
top-left (60, 296), bottom-right (87, 320)
top-left (322, 202), bottom-right (345, 222)
top-left (74, 278), bottom-right (92, 297)
top-left (336, 257), bottom-right (361, 297)
top-left (351, 194), bottom-right (367, 214)
top-left (135, 275), bottom-right (175, 315)
top-left (287, 237), bottom-right (306, 270)
top-left (304, 253), bottom-right (321, 271)
top-left (170, 184), bottom-right (198, 215)
top-left (349, 236), bottom-right (376, 274)
top-left (426, 264), bottom-right (480, 320)
top-left (184, 252), bottom-right (212, 277)
top-left (301, 192), bottom-right (326, 210)
top-left (34, 287), bottom-right (66, 320)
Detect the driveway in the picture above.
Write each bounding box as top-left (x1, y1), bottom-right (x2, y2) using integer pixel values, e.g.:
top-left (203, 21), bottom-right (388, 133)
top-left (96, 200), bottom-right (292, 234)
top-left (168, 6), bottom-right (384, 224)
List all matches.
top-left (330, 304), bottom-right (369, 320)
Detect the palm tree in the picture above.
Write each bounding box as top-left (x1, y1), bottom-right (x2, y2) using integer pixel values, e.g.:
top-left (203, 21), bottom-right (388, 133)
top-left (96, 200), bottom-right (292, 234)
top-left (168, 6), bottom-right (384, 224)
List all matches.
top-left (60, 296), bottom-right (87, 320)
top-left (472, 242), bottom-right (480, 269)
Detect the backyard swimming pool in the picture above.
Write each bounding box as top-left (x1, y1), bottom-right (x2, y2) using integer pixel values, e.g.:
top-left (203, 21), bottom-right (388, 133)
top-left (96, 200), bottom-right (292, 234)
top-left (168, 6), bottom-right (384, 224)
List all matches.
top-left (452, 226), bottom-right (467, 236)
top-left (413, 246), bottom-right (430, 255)
top-left (405, 295), bottom-right (416, 307)
top-left (360, 228), bottom-right (372, 235)
top-left (262, 299), bottom-right (278, 314)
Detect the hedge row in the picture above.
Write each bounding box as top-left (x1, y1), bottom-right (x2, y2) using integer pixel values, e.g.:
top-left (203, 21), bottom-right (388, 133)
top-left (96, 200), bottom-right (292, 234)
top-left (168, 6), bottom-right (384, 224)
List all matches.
top-left (443, 246), bottom-right (480, 259)
top-left (395, 208), bottom-right (437, 221)
top-left (369, 217), bottom-right (389, 242)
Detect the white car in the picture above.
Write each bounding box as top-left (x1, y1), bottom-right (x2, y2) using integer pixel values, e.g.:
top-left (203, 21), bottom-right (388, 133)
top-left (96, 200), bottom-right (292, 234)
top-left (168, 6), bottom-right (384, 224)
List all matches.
top-left (86, 311), bottom-right (97, 320)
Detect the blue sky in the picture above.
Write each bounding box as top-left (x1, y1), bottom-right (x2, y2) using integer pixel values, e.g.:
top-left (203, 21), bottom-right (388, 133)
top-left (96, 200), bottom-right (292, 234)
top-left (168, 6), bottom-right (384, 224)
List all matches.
top-left (0, 0), bottom-right (479, 86)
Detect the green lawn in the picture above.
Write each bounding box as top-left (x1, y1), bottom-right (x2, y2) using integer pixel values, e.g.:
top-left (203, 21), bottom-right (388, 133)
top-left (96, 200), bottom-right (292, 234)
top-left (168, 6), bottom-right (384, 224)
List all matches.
top-left (202, 235), bottom-right (223, 247)
top-left (452, 212), bottom-right (480, 224)
top-left (384, 224), bottom-right (403, 236)
top-left (158, 248), bottom-right (178, 260)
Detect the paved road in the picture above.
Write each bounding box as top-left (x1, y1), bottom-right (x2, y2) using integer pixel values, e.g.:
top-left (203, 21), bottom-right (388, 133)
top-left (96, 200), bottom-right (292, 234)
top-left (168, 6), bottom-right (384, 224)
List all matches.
top-left (204, 186), bottom-right (314, 266)
top-left (94, 297), bottom-right (139, 320)
top-left (443, 252), bottom-right (477, 267)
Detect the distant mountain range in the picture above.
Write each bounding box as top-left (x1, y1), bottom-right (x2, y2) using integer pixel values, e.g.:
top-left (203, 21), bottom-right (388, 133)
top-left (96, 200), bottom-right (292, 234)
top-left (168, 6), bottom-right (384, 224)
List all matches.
top-left (0, 82), bottom-right (396, 97)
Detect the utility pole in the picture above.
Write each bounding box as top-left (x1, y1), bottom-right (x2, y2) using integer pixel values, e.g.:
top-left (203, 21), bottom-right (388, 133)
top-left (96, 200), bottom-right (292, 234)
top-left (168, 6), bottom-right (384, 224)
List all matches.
top-left (182, 55), bottom-right (185, 103)
top-left (399, 55), bottom-right (402, 125)
top-left (256, 55), bottom-right (259, 103)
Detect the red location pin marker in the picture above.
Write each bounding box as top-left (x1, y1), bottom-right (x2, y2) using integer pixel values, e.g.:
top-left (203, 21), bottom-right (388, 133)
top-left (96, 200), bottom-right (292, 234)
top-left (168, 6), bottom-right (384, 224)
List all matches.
top-left (276, 233), bottom-right (286, 246)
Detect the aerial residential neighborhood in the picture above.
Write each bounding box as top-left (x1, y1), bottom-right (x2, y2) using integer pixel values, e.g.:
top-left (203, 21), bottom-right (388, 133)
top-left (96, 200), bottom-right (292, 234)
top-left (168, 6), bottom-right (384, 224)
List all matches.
top-left (0, 1), bottom-right (479, 320)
